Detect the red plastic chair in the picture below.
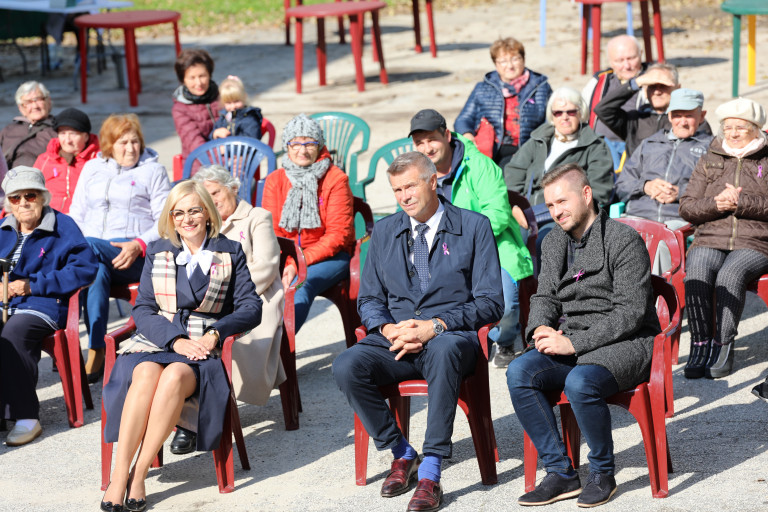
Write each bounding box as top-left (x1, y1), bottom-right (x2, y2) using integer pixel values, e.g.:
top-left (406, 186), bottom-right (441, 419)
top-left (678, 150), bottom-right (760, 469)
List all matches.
top-left (318, 196), bottom-right (374, 349)
top-left (40, 288), bottom-right (92, 428)
top-left (101, 319), bottom-right (250, 493)
top-left (276, 236), bottom-right (308, 431)
top-left (353, 324), bottom-right (499, 485)
top-left (523, 276), bottom-right (679, 498)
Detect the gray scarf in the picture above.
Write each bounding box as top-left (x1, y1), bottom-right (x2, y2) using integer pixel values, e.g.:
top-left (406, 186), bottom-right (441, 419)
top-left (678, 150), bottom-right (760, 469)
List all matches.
top-left (279, 154), bottom-right (331, 232)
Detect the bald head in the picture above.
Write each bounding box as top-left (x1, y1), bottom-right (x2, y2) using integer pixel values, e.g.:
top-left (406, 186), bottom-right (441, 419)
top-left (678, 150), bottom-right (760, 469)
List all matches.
top-left (607, 35), bottom-right (642, 81)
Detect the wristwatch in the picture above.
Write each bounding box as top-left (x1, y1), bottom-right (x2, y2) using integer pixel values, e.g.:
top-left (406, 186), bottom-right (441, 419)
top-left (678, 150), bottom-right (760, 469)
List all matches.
top-left (205, 327), bottom-right (220, 343)
top-left (431, 318), bottom-right (445, 335)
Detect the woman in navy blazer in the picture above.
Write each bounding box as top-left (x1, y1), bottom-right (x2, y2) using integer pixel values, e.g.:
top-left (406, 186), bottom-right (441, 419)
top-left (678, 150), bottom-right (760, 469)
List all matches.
top-left (100, 181), bottom-right (261, 512)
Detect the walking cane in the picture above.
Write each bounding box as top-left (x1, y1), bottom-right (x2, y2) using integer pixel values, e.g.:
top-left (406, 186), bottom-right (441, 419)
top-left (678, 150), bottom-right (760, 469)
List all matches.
top-left (0, 258), bottom-right (12, 325)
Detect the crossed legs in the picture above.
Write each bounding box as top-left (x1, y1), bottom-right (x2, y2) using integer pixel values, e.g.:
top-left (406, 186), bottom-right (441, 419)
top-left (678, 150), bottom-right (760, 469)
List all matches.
top-left (103, 362), bottom-right (197, 505)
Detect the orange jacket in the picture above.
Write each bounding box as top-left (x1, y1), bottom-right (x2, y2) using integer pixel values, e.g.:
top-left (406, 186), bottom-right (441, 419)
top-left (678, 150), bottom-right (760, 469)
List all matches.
top-left (263, 149), bottom-right (355, 266)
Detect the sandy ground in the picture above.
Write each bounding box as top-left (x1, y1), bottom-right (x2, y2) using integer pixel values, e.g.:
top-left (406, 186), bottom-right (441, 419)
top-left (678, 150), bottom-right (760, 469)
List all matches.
top-left (1, 0), bottom-right (768, 510)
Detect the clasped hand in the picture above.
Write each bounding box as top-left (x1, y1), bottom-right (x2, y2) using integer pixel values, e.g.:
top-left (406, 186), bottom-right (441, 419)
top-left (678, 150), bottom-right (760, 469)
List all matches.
top-left (172, 332), bottom-right (218, 361)
top-left (643, 178), bottom-right (679, 204)
top-left (532, 326), bottom-right (575, 356)
top-left (7, 279), bottom-right (30, 298)
top-left (714, 183), bottom-right (742, 212)
top-left (382, 319), bottom-right (437, 361)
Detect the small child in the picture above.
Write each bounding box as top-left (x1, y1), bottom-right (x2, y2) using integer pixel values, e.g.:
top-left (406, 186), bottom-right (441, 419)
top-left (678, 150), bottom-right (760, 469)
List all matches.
top-left (210, 75), bottom-right (263, 140)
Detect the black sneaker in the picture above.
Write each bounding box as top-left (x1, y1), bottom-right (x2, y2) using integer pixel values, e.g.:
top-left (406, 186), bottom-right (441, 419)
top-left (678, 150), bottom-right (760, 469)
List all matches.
top-left (576, 472), bottom-right (616, 508)
top-left (492, 345), bottom-right (516, 368)
top-left (518, 472), bottom-right (581, 506)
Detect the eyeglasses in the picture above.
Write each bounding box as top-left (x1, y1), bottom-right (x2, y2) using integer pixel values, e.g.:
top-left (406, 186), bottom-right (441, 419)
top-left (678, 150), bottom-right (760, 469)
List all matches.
top-left (169, 206), bottom-right (205, 221)
top-left (495, 56), bottom-right (523, 66)
top-left (722, 125), bottom-right (751, 133)
top-left (7, 192), bottom-right (39, 205)
top-left (287, 141), bottom-right (320, 151)
top-left (552, 109), bottom-right (579, 118)
top-left (20, 97), bottom-right (46, 107)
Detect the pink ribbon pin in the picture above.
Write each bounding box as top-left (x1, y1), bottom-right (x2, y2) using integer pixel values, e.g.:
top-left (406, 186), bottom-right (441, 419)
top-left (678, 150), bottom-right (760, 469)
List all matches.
top-left (210, 263), bottom-right (217, 275)
top-left (131, 180), bottom-right (135, 186)
top-left (39, 247), bottom-right (45, 258)
top-left (573, 269), bottom-right (585, 281)
top-left (52, 168), bottom-right (58, 178)
top-left (759, 165), bottom-right (763, 178)
top-left (442, 242), bottom-right (450, 255)
top-left (239, 231), bottom-right (246, 242)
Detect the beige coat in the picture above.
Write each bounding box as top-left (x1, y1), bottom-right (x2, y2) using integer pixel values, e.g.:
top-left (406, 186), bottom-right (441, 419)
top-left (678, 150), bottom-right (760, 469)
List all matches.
top-left (222, 200), bottom-right (286, 405)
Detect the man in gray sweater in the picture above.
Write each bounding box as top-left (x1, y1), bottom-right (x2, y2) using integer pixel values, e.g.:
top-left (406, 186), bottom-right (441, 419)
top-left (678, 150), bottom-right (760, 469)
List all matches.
top-left (507, 163), bottom-right (660, 508)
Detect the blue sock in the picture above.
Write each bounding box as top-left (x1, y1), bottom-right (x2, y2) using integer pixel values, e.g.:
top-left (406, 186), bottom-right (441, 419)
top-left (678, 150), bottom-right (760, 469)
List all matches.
top-left (392, 437), bottom-right (417, 460)
top-left (418, 453), bottom-right (443, 482)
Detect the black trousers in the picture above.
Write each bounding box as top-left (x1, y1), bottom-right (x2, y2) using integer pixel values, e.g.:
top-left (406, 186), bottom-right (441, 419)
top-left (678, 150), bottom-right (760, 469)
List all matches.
top-left (0, 314), bottom-right (56, 420)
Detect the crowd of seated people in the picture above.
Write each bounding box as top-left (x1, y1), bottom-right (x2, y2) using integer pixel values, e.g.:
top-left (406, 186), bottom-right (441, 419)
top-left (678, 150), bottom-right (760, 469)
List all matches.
top-left (1, 30), bottom-right (768, 512)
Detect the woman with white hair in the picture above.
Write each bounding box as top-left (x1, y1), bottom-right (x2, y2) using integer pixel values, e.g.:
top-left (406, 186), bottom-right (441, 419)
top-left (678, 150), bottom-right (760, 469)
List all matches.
top-left (504, 86), bottom-right (614, 207)
top-left (680, 97), bottom-right (768, 380)
top-left (0, 81), bottom-right (56, 169)
top-left (164, 165), bottom-right (285, 455)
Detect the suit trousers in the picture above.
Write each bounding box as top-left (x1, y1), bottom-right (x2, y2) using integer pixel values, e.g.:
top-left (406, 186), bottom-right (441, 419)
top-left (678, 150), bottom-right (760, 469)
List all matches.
top-left (333, 332), bottom-right (478, 456)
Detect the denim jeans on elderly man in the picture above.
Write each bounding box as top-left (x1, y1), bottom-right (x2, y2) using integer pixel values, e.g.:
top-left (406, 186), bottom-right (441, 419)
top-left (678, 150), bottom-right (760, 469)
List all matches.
top-left (488, 268), bottom-right (520, 348)
top-left (506, 348), bottom-right (620, 475)
top-left (80, 237), bottom-right (145, 350)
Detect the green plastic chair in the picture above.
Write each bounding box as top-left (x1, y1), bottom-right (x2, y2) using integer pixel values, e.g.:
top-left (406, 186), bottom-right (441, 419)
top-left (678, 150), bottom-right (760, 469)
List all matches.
top-left (310, 112), bottom-right (371, 199)
top-left (366, 137), bottom-right (415, 190)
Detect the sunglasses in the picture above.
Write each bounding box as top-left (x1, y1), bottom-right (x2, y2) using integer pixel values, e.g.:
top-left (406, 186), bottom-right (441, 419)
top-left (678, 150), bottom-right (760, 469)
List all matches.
top-left (7, 192), bottom-right (39, 205)
top-left (552, 109), bottom-right (579, 118)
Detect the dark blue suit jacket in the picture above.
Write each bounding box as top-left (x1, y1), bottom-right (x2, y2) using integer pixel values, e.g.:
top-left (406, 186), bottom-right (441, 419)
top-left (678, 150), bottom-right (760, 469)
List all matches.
top-left (358, 198), bottom-right (504, 347)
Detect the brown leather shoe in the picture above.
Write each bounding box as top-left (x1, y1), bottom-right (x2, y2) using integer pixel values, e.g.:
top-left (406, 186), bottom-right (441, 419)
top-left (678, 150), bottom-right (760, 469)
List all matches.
top-left (380, 457), bottom-right (420, 497)
top-left (407, 478), bottom-right (443, 512)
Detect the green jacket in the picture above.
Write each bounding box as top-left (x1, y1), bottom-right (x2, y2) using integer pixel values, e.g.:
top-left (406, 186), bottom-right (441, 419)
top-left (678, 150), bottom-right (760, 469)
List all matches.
top-left (450, 132), bottom-right (533, 281)
top-left (503, 123), bottom-right (614, 206)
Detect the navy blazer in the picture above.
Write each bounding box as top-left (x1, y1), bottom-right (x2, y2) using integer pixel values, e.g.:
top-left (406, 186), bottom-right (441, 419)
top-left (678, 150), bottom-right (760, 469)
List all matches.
top-left (358, 199), bottom-right (504, 347)
top-left (132, 235), bottom-right (262, 350)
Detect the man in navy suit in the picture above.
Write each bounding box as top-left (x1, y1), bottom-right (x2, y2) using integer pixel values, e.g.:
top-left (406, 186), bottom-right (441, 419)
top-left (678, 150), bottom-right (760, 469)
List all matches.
top-left (333, 152), bottom-right (504, 512)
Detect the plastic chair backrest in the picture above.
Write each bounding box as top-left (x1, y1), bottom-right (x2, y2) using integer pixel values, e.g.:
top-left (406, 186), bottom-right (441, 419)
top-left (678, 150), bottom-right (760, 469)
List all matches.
top-left (183, 137), bottom-right (276, 204)
top-left (615, 218), bottom-right (683, 281)
top-left (261, 117), bottom-right (276, 149)
top-left (366, 137), bottom-right (414, 199)
top-left (310, 112), bottom-right (371, 198)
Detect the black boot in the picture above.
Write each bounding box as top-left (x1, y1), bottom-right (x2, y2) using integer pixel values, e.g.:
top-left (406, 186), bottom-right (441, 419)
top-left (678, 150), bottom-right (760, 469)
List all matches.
top-left (684, 339), bottom-right (710, 379)
top-left (170, 427), bottom-right (197, 454)
top-left (752, 376), bottom-right (768, 400)
top-left (705, 340), bottom-right (735, 379)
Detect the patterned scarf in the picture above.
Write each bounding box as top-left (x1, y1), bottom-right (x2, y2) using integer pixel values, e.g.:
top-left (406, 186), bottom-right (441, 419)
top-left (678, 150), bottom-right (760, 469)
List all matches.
top-left (279, 153), bottom-right (331, 232)
top-left (181, 81), bottom-right (220, 105)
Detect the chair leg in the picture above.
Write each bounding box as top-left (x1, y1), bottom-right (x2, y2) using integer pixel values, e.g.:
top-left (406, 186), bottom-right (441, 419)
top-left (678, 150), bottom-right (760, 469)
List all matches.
top-left (101, 404), bottom-right (113, 491)
top-left (213, 398), bottom-right (236, 493)
top-left (461, 395), bottom-right (498, 485)
top-left (639, 0), bottom-right (653, 61)
top-left (354, 413), bottom-right (370, 485)
top-left (230, 394), bottom-right (250, 471)
top-left (425, 0), bottom-right (436, 57)
top-left (279, 329), bottom-right (300, 431)
top-left (390, 395), bottom-right (411, 440)
top-left (523, 430), bottom-right (538, 492)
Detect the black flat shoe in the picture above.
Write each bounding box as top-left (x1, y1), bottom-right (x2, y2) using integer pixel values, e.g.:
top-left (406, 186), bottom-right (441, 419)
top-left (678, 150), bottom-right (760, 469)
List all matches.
top-left (87, 365), bottom-right (104, 385)
top-left (684, 339), bottom-right (710, 379)
top-left (100, 500), bottom-right (124, 512)
top-left (125, 498), bottom-right (147, 512)
top-left (170, 427), bottom-right (196, 455)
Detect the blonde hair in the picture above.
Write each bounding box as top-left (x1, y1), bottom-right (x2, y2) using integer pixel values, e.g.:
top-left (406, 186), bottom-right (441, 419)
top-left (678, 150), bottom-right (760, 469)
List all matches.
top-left (219, 76), bottom-right (247, 104)
top-left (158, 181), bottom-right (222, 247)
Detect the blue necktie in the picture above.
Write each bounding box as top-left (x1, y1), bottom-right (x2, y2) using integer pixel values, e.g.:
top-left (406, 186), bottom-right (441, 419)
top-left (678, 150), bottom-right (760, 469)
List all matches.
top-left (414, 223), bottom-right (430, 292)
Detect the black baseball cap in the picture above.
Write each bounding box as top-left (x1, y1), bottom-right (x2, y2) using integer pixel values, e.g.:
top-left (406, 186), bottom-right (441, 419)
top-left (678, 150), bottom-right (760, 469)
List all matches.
top-left (409, 109), bottom-right (447, 137)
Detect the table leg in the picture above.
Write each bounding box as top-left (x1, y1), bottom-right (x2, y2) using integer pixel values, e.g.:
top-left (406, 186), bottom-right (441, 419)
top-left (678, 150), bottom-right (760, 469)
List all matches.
top-left (425, 0), bottom-right (436, 58)
top-left (732, 14), bottom-right (741, 97)
top-left (295, 17), bottom-right (304, 93)
top-left (591, 5), bottom-right (601, 74)
top-left (317, 18), bottom-right (326, 87)
top-left (79, 26), bottom-right (88, 103)
top-left (335, 0), bottom-right (345, 44)
top-left (412, 0), bottom-right (422, 53)
top-left (349, 13), bottom-right (365, 92)
top-left (639, 0), bottom-right (653, 61)
top-left (284, 0), bottom-right (292, 45)
top-left (651, 0), bottom-right (664, 61)
top-left (580, 5), bottom-right (588, 75)
top-left (124, 28), bottom-right (139, 106)
top-left (371, 10), bottom-right (388, 85)
top-left (748, 15), bottom-right (755, 87)
top-left (173, 21), bottom-right (182, 56)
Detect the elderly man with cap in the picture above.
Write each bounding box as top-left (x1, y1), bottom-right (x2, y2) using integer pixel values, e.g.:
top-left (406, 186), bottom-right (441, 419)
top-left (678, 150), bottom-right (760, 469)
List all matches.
top-left (0, 166), bottom-right (96, 446)
top-left (594, 63), bottom-right (712, 160)
top-left (679, 97), bottom-right (768, 380)
top-left (33, 108), bottom-right (99, 214)
top-left (410, 108), bottom-right (532, 368)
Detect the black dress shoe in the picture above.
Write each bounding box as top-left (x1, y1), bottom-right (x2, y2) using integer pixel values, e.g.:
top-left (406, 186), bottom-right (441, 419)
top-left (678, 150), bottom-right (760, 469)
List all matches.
top-left (125, 498), bottom-right (147, 512)
top-left (170, 427), bottom-right (197, 454)
top-left (100, 500), bottom-right (124, 512)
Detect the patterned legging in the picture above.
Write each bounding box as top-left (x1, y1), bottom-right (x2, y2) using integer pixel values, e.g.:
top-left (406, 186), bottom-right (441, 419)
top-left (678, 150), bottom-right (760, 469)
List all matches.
top-left (684, 247), bottom-right (768, 345)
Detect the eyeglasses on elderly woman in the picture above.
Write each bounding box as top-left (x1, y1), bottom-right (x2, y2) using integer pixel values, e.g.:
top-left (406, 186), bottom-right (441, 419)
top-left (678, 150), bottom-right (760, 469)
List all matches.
top-left (169, 206), bottom-right (205, 221)
top-left (287, 141), bottom-right (320, 151)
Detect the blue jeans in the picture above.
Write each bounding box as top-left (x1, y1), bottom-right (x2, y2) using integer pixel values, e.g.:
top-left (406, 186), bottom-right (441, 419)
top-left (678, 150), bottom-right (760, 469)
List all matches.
top-left (294, 251), bottom-right (351, 332)
top-left (488, 268), bottom-right (520, 347)
top-left (506, 349), bottom-right (619, 474)
top-left (604, 138), bottom-right (626, 170)
top-left (80, 237), bottom-right (145, 349)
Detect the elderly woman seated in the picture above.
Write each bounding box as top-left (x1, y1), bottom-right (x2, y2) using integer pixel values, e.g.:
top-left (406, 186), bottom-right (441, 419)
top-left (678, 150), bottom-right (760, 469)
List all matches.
top-left (454, 37), bottom-right (552, 167)
top-left (33, 108), bottom-right (99, 214)
top-left (262, 114), bottom-right (355, 333)
top-left (680, 98), bottom-right (768, 380)
top-left (100, 181), bottom-right (262, 511)
top-left (0, 166), bottom-right (97, 447)
top-left (165, 165), bottom-right (285, 454)
top-left (0, 81), bottom-right (57, 171)
top-left (69, 114), bottom-right (171, 384)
